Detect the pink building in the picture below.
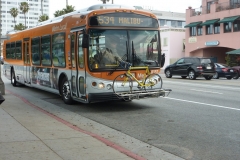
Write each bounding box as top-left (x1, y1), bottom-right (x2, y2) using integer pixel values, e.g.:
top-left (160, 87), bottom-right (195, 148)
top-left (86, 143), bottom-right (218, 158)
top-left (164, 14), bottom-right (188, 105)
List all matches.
top-left (185, 0), bottom-right (240, 63)
top-left (160, 27), bottom-right (185, 68)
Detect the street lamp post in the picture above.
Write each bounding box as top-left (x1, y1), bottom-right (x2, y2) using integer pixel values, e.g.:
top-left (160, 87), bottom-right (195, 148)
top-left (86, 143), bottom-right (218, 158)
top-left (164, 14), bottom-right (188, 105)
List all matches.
top-left (0, 0), bottom-right (5, 95)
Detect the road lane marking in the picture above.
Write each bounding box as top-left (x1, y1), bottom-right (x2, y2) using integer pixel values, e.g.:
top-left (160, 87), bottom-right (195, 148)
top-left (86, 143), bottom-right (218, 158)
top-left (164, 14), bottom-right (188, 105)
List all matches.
top-left (164, 81), bottom-right (240, 90)
top-left (190, 89), bottom-right (223, 94)
top-left (164, 97), bottom-right (240, 111)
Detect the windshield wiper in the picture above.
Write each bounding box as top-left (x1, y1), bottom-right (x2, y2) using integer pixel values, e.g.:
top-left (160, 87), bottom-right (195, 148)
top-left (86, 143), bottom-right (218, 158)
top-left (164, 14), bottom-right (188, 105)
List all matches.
top-left (108, 41), bottom-right (129, 75)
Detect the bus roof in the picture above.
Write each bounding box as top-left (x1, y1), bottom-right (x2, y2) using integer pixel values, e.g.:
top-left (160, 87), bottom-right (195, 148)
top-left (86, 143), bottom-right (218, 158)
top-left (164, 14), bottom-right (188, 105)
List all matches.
top-left (6, 4), bottom-right (135, 35)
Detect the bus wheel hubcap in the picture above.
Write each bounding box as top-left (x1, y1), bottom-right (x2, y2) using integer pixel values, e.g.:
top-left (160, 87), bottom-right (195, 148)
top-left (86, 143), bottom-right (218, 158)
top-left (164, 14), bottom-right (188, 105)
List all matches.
top-left (63, 81), bottom-right (70, 99)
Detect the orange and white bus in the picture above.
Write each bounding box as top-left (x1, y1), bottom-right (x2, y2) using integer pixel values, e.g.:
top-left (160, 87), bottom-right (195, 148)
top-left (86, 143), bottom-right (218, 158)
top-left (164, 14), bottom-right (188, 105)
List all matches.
top-left (3, 4), bottom-right (169, 104)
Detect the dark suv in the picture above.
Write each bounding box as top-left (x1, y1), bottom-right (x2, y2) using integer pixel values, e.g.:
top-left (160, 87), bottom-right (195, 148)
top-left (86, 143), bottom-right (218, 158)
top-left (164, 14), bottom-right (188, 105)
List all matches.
top-left (164, 57), bottom-right (215, 80)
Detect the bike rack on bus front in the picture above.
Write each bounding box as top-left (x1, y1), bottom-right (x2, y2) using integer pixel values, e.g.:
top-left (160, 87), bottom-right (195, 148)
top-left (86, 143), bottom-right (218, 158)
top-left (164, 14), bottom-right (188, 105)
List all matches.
top-left (115, 88), bottom-right (172, 100)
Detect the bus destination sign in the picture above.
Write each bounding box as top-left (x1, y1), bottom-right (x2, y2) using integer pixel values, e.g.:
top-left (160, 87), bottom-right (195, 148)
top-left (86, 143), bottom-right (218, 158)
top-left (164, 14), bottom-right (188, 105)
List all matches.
top-left (89, 13), bottom-right (158, 28)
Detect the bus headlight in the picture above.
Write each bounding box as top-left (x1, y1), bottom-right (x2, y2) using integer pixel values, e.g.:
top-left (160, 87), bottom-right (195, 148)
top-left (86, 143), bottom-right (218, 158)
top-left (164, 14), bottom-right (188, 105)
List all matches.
top-left (98, 82), bottom-right (105, 89)
top-left (106, 84), bottom-right (112, 90)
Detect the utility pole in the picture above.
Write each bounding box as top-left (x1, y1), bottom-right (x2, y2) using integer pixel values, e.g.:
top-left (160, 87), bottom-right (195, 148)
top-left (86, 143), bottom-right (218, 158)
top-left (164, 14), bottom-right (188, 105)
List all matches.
top-left (0, 0), bottom-right (5, 95)
top-left (66, 0), bottom-right (68, 7)
top-left (112, 0), bottom-right (114, 4)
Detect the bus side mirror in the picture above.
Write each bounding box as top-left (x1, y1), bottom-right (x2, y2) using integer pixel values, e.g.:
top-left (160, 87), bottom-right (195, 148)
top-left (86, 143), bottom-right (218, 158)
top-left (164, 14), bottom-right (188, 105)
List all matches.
top-left (82, 33), bottom-right (89, 48)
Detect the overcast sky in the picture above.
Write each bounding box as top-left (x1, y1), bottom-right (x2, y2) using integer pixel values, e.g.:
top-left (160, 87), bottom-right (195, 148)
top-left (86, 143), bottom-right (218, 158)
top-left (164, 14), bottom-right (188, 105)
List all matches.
top-left (49, 0), bottom-right (201, 18)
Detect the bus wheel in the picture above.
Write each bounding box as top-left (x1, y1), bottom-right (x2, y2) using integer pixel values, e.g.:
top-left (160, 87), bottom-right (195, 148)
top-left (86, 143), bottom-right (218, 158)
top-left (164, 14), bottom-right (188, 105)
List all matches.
top-left (61, 77), bottom-right (73, 104)
top-left (11, 69), bottom-right (17, 87)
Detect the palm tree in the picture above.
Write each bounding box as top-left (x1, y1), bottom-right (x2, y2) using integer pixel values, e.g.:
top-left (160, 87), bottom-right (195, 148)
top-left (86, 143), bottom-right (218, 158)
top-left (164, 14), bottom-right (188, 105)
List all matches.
top-left (9, 8), bottom-right (18, 27)
top-left (54, 10), bottom-right (65, 17)
top-left (19, 2), bottom-right (30, 28)
top-left (38, 14), bottom-right (49, 22)
top-left (63, 5), bottom-right (75, 14)
top-left (14, 23), bottom-right (26, 31)
top-left (100, 0), bottom-right (110, 4)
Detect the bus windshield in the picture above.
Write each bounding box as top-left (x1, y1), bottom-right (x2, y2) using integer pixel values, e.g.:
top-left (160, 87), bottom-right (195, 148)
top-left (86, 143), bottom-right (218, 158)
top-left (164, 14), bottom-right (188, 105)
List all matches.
top-left (88, 29), bottom-right (160, 70)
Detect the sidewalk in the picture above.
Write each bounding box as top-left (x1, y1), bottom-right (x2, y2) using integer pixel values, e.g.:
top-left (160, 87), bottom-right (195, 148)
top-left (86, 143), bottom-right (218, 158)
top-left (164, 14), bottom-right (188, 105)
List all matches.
top-left (0, 86), bottom-right (183, 160)
top-left (0, 92), bottom-right (137, 160)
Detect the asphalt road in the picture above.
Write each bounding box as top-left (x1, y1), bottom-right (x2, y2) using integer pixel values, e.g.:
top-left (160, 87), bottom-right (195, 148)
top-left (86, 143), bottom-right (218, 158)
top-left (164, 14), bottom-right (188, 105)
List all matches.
top-left (3, 74), bottom-right (240, 160)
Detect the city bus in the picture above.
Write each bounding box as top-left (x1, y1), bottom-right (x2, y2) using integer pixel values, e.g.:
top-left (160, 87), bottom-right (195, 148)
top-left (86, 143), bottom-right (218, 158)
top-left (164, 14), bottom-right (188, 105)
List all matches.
top-left (3, 4), bottom-right (170, 104)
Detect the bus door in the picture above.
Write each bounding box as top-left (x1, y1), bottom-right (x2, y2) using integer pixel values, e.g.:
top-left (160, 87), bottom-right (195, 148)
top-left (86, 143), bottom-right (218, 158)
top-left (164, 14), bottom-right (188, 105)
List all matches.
top-left (23, 39), bottom-right (31, 84)
top-left (70, 32), bottom-right (86, 99)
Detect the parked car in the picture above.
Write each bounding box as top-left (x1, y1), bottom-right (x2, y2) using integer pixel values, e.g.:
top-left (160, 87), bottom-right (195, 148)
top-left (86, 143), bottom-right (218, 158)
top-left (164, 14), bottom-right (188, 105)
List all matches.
top-left (231, 66), bottom-right (240, 79)
top-left (164, 57), bottom-right (215, 80)
top-left (0, 56), bottom-right (3, 65)
top-left (213, 63), bottom-right (237, 79)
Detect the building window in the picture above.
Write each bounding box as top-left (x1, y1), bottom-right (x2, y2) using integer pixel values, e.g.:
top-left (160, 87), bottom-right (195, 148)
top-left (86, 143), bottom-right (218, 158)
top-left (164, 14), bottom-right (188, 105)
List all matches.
top-left (197, 26), bottom-right (202, 35)
top-left (214, 23), bottom-right (220, 33)
top-left (230, 0), bottom-right (240, 8)
top-left (159, 19), bottom-right (166, 26)
top-left (166, 20), bottom-right (171, 27)
top-left (171, 20), bottom-right (177, 27)
top-left (233, 20), bottom-right (240, 31)
top-left (190, 27), bottom-right (196, 36)
top-left (224, 22), bottom-right (232, 32)
top-left (178, 21), bottom-right (182, 27)
top-left (207, 1), bottom-right (214, 13)
top-left (163, 38), bottom-right (168, 46)
top-left (206, 24), bottom-right (213, 34)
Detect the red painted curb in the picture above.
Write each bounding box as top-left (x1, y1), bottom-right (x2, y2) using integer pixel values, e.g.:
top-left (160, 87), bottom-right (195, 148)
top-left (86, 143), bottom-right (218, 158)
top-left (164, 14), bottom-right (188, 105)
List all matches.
top-left (6, 90), bottom-right (146, 160)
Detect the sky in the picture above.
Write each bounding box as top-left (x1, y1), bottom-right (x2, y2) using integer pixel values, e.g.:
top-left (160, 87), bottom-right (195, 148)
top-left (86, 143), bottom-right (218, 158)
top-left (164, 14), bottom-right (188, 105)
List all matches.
top-left (49, 0), bottom-right (201, 18)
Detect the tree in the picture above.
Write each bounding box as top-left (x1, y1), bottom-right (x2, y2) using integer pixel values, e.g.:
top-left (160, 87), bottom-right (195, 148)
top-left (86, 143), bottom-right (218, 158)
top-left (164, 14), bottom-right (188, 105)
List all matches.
top-left (100, 0), bottom-right (110, 4)
top-left (14, 23), bottom-right (26, 31)
top-left (9, 8), bottom-right (18, 27)
top-left (54, 10), bottom-right (65, 17)
top-left (19, 2), bottom-right (30, 28)
top-left (38, 14), bottom-right (49, 22)
top-left (63, 5), bottom-right (75, 14)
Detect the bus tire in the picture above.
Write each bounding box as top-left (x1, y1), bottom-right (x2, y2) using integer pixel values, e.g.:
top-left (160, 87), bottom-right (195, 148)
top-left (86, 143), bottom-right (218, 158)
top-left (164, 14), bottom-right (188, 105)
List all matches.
top-left (11, 69), bottom-right (17, 87)
top-left (61, 77), bottom-right (74, 104)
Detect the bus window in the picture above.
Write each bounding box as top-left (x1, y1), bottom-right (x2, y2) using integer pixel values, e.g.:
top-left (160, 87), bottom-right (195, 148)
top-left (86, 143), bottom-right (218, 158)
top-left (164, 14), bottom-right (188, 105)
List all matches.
top-left (129, 30), bottom-right (160, 67)
top-left (16, 41), bottom-right (22, 60)
top-left (31, 37), bottom-right (40, 65)
top-left (88, 29), bottom-right (127, 69)
top-left (71, 34), bottom-right (75, 68)
top-left (6, 43), bottom-right (11, 59)
top-left (11, 42), bottom-right (16, 59)
top-left (41, 35), bottom-right (51, 66)
top-left (78, 34), bottom-right (84, 68)
top-left (52, 33), bottom-right (65, 67)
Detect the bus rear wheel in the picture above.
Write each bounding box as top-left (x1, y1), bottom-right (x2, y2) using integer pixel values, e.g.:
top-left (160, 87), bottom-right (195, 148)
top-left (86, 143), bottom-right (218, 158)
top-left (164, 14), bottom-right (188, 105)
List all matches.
top-left (61, 77), bottom-right (73, 104)
top-left (11, 69), bottom-right (17, 87)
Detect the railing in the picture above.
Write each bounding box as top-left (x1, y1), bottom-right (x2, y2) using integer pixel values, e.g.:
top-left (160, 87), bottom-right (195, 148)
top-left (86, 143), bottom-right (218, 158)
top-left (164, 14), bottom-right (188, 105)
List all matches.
top-left (191, 1), bottom-right (240, 16)
top-left (191, 6), bottom-right (209, 16)
top-left (216, 1), bottom-right (240, 12)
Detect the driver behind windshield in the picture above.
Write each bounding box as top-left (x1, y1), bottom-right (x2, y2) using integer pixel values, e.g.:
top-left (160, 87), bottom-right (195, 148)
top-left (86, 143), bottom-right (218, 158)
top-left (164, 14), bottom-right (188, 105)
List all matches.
top-left (94, 35), bottom-right (122, 65)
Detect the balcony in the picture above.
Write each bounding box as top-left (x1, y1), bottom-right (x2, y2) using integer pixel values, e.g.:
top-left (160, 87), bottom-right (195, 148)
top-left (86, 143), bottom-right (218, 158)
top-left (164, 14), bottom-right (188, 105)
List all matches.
top-left (191, 1), bottom-right (240, 17)
top-left (216, 2), bottom-right (240, 12)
